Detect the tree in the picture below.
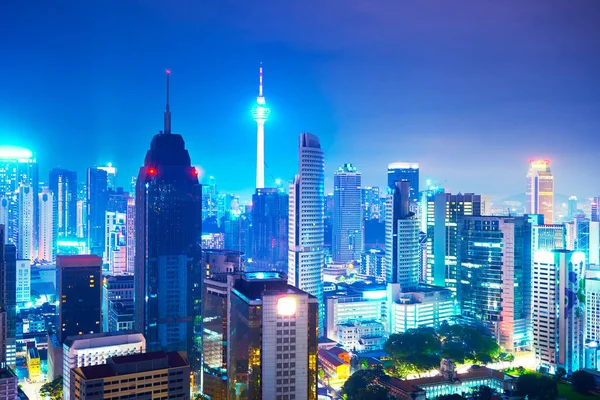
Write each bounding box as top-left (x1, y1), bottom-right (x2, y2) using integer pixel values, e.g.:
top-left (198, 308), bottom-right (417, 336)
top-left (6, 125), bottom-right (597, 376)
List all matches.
top-left (360, 358), bottom-right (369, 370)
top-left (352, 385), bottom-right (390, 400)
top-left (515, 374), bottom-right (558, 400)
top-left (342, 368), bottom-right (388, 399)
top-left (553, 367), bottom-right (566, 382)
top-left (571, 370), bottom-right (597, 394)
top-left (384, 327), bottom-right (442, 376)
top-left (40, 376), bottom-right (63, 400)
top-left (471, 385), bottom-right (494, 400)
top-left (436, 394), bottom-right (465, 400)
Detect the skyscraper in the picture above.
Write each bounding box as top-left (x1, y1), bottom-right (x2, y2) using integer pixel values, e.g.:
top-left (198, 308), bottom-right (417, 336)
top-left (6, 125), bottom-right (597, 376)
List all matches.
top-left (288, 133), bottom-right (325, 334)
top-left (125, 197), bottom-right (135, 274)
top-left (458, 216), bottom-right (532, 352)
top-left (332, 163), bottom-right (363, 263)
top-left (38, 189), bottom-right (55, 262)
top-left (532, 250), bottom-right (584, 373)
top-left (57, 255), bottom-right (102, 343)
top-left (361, 186), bottom-right (381, 220)
top-left (228, 272), bottom-right (318, 399)
top-left (87, 167), bottom-right (108, 256)
top-left (526, 160), bottom-right (554, 224)
top-left (568, 196), bottom-right (578, 220)
top-left (0, 226), bottom-right (16, 367)
top-left (385, 180), bottom-right (419, 290)
top-left (251, 187), bottom-right (288, 272)
top-left (98, 163), bottom-right (117, 190)
top-left (0, 146), bottom-right (39, 247)
top-left (387, 162), bottom-right (419, 202)
top-left (134, 71), bottom-right (203, 385)
top-left (252, 63), bottom-right (271, 189)
top-left (49, 168), bottom-right (78, 238)
top-left (17, 185), bottom-right (34, 261)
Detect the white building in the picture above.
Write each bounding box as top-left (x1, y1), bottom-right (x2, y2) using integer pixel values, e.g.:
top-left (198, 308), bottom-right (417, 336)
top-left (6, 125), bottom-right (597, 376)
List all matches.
top-left (335, 321), bottom-right (386, 352)
top-left (533, 250), bottom-right (585, 374)
top-left (17, 184), bottom-right (34, 261)
top-left (332, 164), bottom-right (363, 263)
top-left (38, 190), bottom-right (55, 262)
top-left (76, 199), bottom-right (86, 239)
top-left (585, 266), bottom-right (600, 343)
top-left (62, 332), bottom-right (146, 400)
top-left (288, 133), bottom-right (325, 333)
top-left (387, 284), bottom-right (457, 334)
top-left (15, 259), bottom-right (30, 305)
top-left (104, 211), bottom-right (127, 275)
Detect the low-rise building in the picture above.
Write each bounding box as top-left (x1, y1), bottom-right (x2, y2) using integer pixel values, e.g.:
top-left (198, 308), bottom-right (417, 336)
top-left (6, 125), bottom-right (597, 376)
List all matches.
top-left (27, 347), bottom-right (41, 381)
top-left (70, 351), bottom-right (190, 400)
top-left (318, 348), bottom-right (351, 389)
top-left (336, 321), bottom-right (386, 352)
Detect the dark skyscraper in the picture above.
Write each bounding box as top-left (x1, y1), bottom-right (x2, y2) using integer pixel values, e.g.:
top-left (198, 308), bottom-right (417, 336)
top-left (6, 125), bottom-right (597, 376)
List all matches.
top-left (387, 162), bottom-right (419, 202)
top-left (87, 167), bottom-right (108, 256)
top-left (49, 168), bottom-right (78, 238)
top-left (251, 188), bottom-right (288, 272)
top-left (134, 71), bottom-right (202, 386)
top-left (57, 255), bottom-right (102, 344)
top-left (0, 226), bottom-right (16, 367)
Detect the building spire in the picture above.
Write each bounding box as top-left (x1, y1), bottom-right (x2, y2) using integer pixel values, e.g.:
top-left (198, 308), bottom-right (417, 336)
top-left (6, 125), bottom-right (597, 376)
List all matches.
top-left (259, 62), bottom-right (263, 97)
top-left (164, 69), bottom-right (171, 135)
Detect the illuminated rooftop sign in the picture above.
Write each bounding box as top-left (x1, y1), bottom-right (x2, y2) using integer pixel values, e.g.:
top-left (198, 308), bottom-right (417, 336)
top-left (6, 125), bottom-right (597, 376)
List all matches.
top-left (277, 297), bottom-right (297, 316)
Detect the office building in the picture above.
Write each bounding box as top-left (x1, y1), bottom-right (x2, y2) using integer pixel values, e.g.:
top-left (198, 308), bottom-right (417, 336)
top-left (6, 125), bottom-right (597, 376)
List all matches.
top-left (70, 351), bottom-right (190, 400)
top-left (251, 187), bottom-right (288, 272)
top-left (526, 160), bottom-right (554, 224)
top-left (38, 189), bottom-right (55, 262)
top-left (533, 250), bottom-right (584, 374)
top-left (387, 284), bottom-right (456, 334)
top-left (332, 164), bottom-right (363, 263)
top-left (568, 196), bottom-right (578, 220)
top-left (57, 255), bottom-right (102, 343)
top-left (592, 197), bottom-right (599, 223)
top-left (1, 238), bottom-right (16, 367)
top-left (421, 189), bottom-right (482, 289)
top-left (0, 146), bottom-right (39, 247)
top-left (222, 211), bottom-right (251, 256)
top-left (585, 266), bottom-right (600, 343)
top-left (102, 275), bottom-right (134, 332)
top-left (104, 211), bottom-right (127, 275)
top-left (202, 233), bottom-right (225, 250)
top-left (134, 71), bottom-right (202, 385)
top-left (98, 163), bottom-right (117, 190)
top-left (0, 368), bottom-right (18, 399)
top-left (17, 185), bottom-right (34, 261)
top-left (336, 321), bottom-right (386, 351)
top-left (252, 63), bottom-right (271, 189)
top-left (27, 346), bottom-right (41, 381)
top-left (87, 167), bottom-right (108, 256)
top-left (288, 133), bottom-right (325, 333)
top-left (109, 301), bottom-right (135, 332)
top-left (361, 186), bottom-right (381, 220)
top-left (126, 197), bottom-right (135, 274)
top-left (385, 180), bottom-right (419, 290)
top-left (49, 168), bottom-right (78, 238)
top-left (532, 223), bottom-right (565, 252)
top-left (387, 162), bottom-right (419, 202)
top-left (15, 259), bottom-right (30, 305)
top-left (360, 249), bottom-right (385, 280)
top-left (228, 272), bottom-right (318, 399)
top-left (574, 217), bottom-right (600, 265)
top-left (62, 331), bottom-right (146, 400)
top-left (458, 216), bottom-right (532, 352)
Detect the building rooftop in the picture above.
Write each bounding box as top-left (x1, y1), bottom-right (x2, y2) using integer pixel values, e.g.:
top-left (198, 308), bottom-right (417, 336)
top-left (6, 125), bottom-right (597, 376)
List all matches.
top-left (318, 350), bottom-right (347, 368)
top-left (56, 254), bottom-right (102, 268)
top-left (64, 331), bottom-right (144, 349)
top-left (0, 367), bottom-right (17, 380)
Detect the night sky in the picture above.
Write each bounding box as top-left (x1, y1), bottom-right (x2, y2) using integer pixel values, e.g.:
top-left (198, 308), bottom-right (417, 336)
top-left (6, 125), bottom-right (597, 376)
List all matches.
top-left (2, 1), bottom-right (600, 201)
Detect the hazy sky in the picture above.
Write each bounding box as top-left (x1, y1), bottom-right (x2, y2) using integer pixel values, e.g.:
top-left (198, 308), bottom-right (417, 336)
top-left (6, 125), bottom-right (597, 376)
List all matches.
top-left (2, 1), bottom-right (599, 201)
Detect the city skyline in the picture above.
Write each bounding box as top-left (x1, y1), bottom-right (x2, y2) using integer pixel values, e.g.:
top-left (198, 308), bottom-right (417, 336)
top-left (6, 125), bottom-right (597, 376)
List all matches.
top-left (2, 1), bottom-right (600, 199)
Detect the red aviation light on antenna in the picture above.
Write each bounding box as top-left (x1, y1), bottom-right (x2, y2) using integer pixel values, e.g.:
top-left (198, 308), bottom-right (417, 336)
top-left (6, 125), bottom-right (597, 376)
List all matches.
top-left (148, 167), bottom-right (157, 176)
top-left (192, 167), bottom-right (199, 176)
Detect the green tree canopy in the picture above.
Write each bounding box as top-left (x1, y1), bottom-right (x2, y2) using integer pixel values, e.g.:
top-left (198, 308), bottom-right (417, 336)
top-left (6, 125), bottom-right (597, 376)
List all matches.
top-left (571, 370), bottom-right (597, 394)
top-left (40, 376), bottom-right (63, 400)
top-left (515, 374), bottom-right (558, 400)
top-left (471, 385), bottom-right (494, 400)
top-left (342, 368), bottom-right (389, 399)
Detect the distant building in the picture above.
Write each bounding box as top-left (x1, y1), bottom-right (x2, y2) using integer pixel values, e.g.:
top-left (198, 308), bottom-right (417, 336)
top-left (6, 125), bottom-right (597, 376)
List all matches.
top-left (361, 186), bottom-right (381, 220)
top-left (62, 331), bottom-right (146, 400)
top-left (17, 185), bottom-right (34, 261)
top-left (15, 260), bottom-right (30, 305)
top-left (532, 223), bottom-right (565, 252)
top-left (1, 239), bottom-right (16, 367)
top-left (57, 255), bottom-right (102, 343)
top-left (533, 250), bottom-right (585, 374)
top-left (102, 275), bottom-right (134, 332)
top-left (335, 321), bottom-right (386, 352)
top-left (360, 249), bottom-right (385, 280)
top-left (387, 162), bottom-right (419, 203)
top-left (38, 189), bottom-right (55, 262)
top-left (0, 367), bottom-right (18, 399)
top-left (251, 188), bottom-right (288, 272)
top-left (49, 168), bottom-right (77, 238)
top-left (585, 266), bottom-right (600, 344)
top-left (104, 211), bottom-right (127, 275)
top-left (228, 272), bottom-right (318, 399)
top-left (526, 160), bottom-right (554, 224)
top-left (70, 351), bottom-right (190, 400)
top-left (332, 164), bottom-right (363, 263)
top-left (87, 167), bottom-right (108, 257)
top-left (26, 347), bottom-right (41, 381)
top-left (201, 233), bottom-right (225, 250)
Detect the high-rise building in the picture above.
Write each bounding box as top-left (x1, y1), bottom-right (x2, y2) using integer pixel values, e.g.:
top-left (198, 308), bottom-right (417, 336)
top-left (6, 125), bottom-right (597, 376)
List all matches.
top-left (125, 197), bottom-right (135, 274)
top-left (592, 197), bottom-right (599, 223)
top-left (568, 196), bottom-right (578, 220)
top-left (251, 188), bottom-right (288, 272)
top-left (458, 216), bottom-right (532, 352)
top-left (87, 167), bottom-right (108, 256)
top-left (532, 250), bottom-right (584, 374)
top-left (0, 239), bottom-right (16, 368)
top-left (532, 223), bottom-right (565, 252)
top-left (421, 189), bottom-right (482, 289)
top-left (49, 168), bottom-right (78, 238)
top-left (288, 133), bottom-right (325, 334)
top-left (38, 189), bottom-right (55, 262)
top-left (62, 331), bottom-right (145, 400)
top-left (361, 186), bottom-right (381, 220)
top-left (98, 163), bottom-right (117, 190)
top-left (332, 164), bottom-right (363, 263)
top-left (387, 162), bottom-right (419, 203)
top-left (222, 211), bottom-right (251, 256)
top-left (526, 160), bottom-right (554, 224)
top-left (104, 211), bottom-right (127, 275)
top-left (76, 199), bottom-right (87, 239)
top-left (252, 63), bottom-right (271, 189)
top-left (57, 255), bottom-right (102, 343)
top-left (585, 266), bottom-right (600, 344)
top-left (134, 71), bottom-right (202, 386)
top-left (385, 180), bottom-right (419, 290)
top-left (573, 217), bottom-right (600, 265)
top-left (17, 185), bottom-right (34, 261)
top-left (360, 249), bottom-right (385, 280)
top-left (70, 351), bottom-right (190, 400)
top-left (228, 272), bottom-right (318, 399)
top-left (0, 146), bottom-right (39, 247)
top-left (102, 275), bottom-right (134, 332)
top-left (15, 259), bottom-right (30, 305)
